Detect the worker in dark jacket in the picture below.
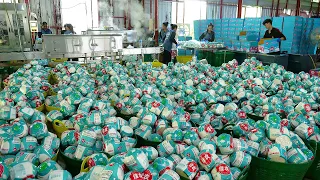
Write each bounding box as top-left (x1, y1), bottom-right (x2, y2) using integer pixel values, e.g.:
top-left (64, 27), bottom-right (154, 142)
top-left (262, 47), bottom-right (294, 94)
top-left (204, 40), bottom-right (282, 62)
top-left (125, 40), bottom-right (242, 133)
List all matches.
top-left (159, 22), bottom-right (169, 44)
top-left (38, 22), bottom-right (52, 38)
top-left (163, 24), bottom-right (178, 65)
top-left (199, 24), bottom-right (215, 42)
top-left (263, 19), bottom-right (286, 41)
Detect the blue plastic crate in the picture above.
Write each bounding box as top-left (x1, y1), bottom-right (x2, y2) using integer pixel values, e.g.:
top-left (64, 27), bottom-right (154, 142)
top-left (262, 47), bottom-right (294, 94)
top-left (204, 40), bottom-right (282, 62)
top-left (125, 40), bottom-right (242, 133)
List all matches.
top-left (186, 36), bottom-right (192, 41)
top-left (178, 36), bottom-right (186, 41)
top-left (186, 50), bottom-right (193, 55)
top-left (178, 49), bottom-right (186, 56)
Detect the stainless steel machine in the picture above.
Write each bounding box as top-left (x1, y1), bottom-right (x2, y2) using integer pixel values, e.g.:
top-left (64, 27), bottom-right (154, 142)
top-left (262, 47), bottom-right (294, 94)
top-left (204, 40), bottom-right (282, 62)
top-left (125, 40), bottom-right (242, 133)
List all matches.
top-left (0, 3), bottom-right (163, 62)
top-left (84, 29), bottom-right (138, 44)
top-left (0, 3), bottom-right (32, 52)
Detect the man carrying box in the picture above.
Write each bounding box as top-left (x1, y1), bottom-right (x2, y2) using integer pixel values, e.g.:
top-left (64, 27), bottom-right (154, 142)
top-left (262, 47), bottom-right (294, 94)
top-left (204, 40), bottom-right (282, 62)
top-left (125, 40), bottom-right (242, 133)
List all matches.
top-left (262, 19), bottom-right (286, 41)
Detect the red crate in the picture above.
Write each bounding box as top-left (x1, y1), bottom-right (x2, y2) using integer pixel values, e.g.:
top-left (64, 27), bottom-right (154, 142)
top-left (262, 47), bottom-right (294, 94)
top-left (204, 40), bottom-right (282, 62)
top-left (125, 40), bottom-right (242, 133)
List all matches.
top-left (309, 68), bottom-right (320, 77)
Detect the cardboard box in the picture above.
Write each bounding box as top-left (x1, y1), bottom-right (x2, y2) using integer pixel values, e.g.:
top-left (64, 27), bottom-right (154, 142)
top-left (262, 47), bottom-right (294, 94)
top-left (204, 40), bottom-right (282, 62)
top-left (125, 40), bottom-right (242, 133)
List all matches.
top-left (239, 31), bottom-right (259, 41)
top-left (224, 40), bottom-right (232, 49)
top-left (241, 41), bottom-right (258, 52)
top-left (232, 40), bottom-right (241, 51)
top-left (258, 39), bottom-right (279, 53)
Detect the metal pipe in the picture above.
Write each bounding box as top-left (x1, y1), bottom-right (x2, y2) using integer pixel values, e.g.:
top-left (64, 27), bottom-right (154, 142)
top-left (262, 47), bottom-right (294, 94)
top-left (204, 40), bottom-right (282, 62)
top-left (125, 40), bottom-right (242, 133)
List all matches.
top-left (155, 0), bottom-right (159, 46)
top-left (237, 0), bottom-right (242, 18)
top-left (271, 0), bottom-right (274, 17)
top-left (275, 0), bottom-right (280, 16)
top-left (285, 0), bottom-right (288, 9)
top-left (295, 0), bottom-right (300, 16)
top-left (220, 0), bottom-right (223, 19)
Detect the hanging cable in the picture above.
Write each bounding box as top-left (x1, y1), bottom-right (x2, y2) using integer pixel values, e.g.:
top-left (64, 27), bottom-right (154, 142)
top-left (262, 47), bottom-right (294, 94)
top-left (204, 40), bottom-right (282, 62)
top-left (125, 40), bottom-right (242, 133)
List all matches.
top-left (61, 3), bottom-right (86, 9)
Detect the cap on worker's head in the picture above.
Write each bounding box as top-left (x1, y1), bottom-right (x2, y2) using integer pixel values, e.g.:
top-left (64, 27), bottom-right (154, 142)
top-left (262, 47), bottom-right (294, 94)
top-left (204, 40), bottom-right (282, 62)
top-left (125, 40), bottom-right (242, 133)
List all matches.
top-left (42, 22), bottom-right (47, 25)
top-left (263, 19), bottom-right (272, 25)
top-left (208, 23), bottom-right (214, 27)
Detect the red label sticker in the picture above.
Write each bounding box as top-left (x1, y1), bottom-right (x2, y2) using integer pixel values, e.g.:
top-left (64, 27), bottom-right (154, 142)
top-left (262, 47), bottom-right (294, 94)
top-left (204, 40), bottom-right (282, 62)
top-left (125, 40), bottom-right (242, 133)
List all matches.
top-left (216, 164), bottom-right (230, 175)
top-left (304, 104), bottom-right (312, 112)
top-left (199, 152), bottom-right (212, 165)
top-left (152, 101), bottom-right (160, 108)
top-left (239, 123), bottom-right (249, 131)
top-left (204, 124), bottom-right (215, 133)
top-left (187, 162), bottom-right (198, 173)
top-left (102, 126), bottom-right (109, 136)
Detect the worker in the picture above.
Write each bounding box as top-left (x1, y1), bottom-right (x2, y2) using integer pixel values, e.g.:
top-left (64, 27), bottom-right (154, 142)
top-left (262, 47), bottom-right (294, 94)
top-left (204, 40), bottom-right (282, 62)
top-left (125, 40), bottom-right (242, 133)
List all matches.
top-left (199, 23), bottom-right (215, 42)
top-left (263, 19), bottom-right (286, 41)
top-left (159, 22), bottom-right (169, 43)
top-left (38, 22), bottom-right (52, 38)
top-left (163, 24), bottom-right (178, 65)
top-left (64, 24), bottom-right (75, 34)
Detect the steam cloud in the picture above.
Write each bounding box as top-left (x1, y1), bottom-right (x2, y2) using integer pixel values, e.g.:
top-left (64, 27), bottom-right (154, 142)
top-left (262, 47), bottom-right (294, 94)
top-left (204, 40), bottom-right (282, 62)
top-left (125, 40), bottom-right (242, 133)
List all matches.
top-left (99, 0), bottom-right (150, 38)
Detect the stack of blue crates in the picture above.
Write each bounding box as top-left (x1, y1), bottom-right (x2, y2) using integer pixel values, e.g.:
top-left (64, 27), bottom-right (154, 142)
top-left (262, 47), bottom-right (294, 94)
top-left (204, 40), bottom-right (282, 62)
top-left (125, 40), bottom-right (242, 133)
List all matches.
top-left (281, 16), bottom-right (303, 54)
top-left (228, 18), bottom-right (244, 40)
top-left (194, 20), bottom-right (201, 40)
top-left (300, 18), bottom-right (314, 54)
top-left (222, 19), bottom-right (229, 40)
top-left (235, 19), bottom-right (244, 35)
top-left (214, 19), bottom-right (222, 39)
top-left (271, 17), bottom-right (283, 31)
top-left (229, 18), bottom-right (237, 40)
top-left (243, 18), bottom-right (261, 32)
top-left (194, 19), bottom-right (215, 40)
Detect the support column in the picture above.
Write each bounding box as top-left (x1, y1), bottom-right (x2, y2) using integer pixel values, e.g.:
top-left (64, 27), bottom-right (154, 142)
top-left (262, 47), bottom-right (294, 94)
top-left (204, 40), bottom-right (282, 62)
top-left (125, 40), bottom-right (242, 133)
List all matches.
top-left (275, 0), bottom-right (280, 17)
top-left (220, 0), bottom-right (223, 19)
top-left (237, 0), bottom-right (243, 18)
top-left (271, 0), bottom-right (274, 17)
top-left (317, 2), bottom-right (320, 17)
top-left (155, 0), bottom-right (159, 46)
top-left (295, 0), bottom-right (301, 16)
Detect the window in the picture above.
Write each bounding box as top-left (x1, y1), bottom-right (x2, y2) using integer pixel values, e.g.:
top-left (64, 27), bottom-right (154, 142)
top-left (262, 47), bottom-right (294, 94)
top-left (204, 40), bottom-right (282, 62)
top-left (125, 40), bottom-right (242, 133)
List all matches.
top-left (61, 0), bottom-right (99, 34)
top-left (241, 6), bottom-right (262, 18)
top-left (172, 1), bottom-right (206, 37)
